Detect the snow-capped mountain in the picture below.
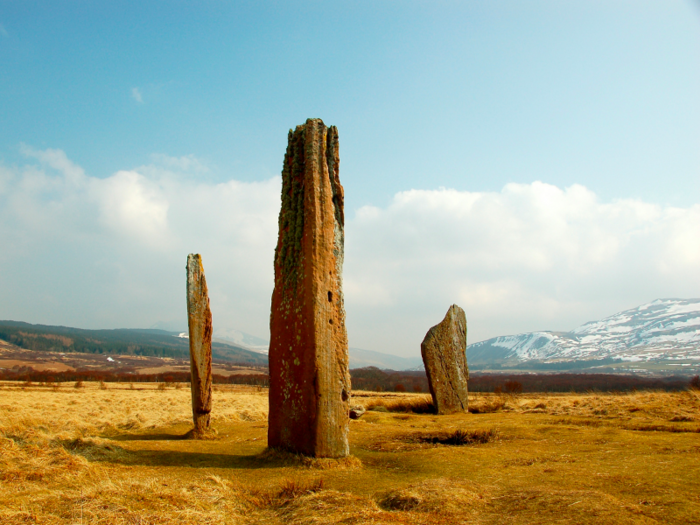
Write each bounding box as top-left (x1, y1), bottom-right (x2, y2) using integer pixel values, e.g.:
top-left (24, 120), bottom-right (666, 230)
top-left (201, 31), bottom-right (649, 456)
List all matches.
top-left (468, 299), bottom-right (700, 372)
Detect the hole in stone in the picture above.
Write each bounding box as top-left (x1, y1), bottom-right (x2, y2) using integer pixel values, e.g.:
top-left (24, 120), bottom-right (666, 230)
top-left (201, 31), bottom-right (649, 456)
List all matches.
top-left (327, 291), bottom-right (333, 302)
top-left (329, 319), bottom-right (333, 325)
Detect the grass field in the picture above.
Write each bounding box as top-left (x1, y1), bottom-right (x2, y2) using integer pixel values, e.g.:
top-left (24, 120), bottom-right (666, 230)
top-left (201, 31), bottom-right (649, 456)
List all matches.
top-left (1, 381), bottom-right (699, 524)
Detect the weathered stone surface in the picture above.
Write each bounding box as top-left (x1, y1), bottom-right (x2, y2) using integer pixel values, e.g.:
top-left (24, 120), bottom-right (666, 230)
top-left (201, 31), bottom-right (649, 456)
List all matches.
top-left (420, 304), bottom-right (469, 414)
top-left (349, 405), bottom-right (366, 420)
top-left (186, 253), bottom-right (213, 436)
top-left (268, 118), bottom-right (351, 458)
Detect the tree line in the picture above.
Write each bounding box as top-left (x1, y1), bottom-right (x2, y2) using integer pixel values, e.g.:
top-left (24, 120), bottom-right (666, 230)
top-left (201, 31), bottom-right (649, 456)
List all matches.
top-left (1, 364), bottom-right (697, 393)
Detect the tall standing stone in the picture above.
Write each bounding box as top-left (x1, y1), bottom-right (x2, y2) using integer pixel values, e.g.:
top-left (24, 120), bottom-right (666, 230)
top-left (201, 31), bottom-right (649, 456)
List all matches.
top-left (268, 118), bottom-right (351, 458)
top-left (186, 253), bottom-right (213, 436)
top-left (421, 304), bottom-right (469, 414)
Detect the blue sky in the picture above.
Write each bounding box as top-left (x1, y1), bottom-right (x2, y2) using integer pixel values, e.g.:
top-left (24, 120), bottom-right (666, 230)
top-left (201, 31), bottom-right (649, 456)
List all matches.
top-left (1, 1), bottom-right (699, 356)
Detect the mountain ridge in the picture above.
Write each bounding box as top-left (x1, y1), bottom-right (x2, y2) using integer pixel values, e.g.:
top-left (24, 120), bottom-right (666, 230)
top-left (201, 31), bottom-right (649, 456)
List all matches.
top-left (468, 298), bottom-right (700, 373)
top-left (0, 320), bottom-right (267, 365)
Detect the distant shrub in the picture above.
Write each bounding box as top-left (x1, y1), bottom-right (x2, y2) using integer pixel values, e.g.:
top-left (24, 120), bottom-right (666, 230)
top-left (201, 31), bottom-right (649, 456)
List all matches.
top-left (74, 380), bottom-right (83, 389)
top-left (413, 384), bottom-right (422, 393)
top-left (99, 381), bottom-right (107, 390)
top-left (394, 384), bottom-right (406, 392)
top-left (504, 380), bottom-right (523, 394)
top-left (690, 375), bottom-right (700, 390)
top-left (157, 382), bottom-right (167, 391)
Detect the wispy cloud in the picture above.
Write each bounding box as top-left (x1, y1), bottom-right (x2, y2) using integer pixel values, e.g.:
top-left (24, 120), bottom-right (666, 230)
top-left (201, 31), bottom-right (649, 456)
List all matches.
top-left (131, 87), bottom-right (144, 103)
top-left (149, 153), bottom-right (209, 174)
top-left (0, 24), bottom-right (9, 37)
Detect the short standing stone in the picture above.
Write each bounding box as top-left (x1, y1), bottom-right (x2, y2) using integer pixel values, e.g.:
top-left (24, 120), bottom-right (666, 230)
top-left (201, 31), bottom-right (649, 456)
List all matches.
top-left (420, 304), bottom-right (469, 414)
top-left (186, 253), bottom-right (213, 436)
top-left (268, 118), bottom-right (351, 458)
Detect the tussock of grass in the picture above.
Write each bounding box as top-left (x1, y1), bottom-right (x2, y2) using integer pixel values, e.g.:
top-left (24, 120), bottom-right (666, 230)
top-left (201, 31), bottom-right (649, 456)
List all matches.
top-left (275, 477), bottom-right (326, 502)
top-left (468, 396), bottom-right (507, 413)
top-left (380, 478), bottom-right (486, 514)
top-left (627, 424), bottom-right (700, 433)
top-left (184, 427), bottom-right (220, 440)
top-left (417, 428), bottom-right (498, 446)
top-left (670, 415), bottom-right (694, 422)
top-left (272, 490), bottom-right (381, 525)
top-left (364, 395), bottom-right (435, 414)
top-left (259, 448), bottom-right (363, 470)
top-left (0, 434), bottom-right (91, 483)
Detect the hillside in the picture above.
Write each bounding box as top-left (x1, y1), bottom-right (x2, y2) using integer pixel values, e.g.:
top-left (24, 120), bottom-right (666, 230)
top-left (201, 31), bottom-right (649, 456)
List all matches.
top-left (468, 298), bottom-right (700, 373)
top-left (0, 321), bottom-right (267, 366)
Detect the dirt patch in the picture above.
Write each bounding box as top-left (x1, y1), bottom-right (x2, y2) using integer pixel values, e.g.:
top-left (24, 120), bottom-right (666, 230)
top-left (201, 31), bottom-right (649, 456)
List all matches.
top-left (0, 343), bottom-right (267, 378)
top-left (0, 359), bottom-right (75, 372)
top-left (135, 365), bottom-right (264, 377)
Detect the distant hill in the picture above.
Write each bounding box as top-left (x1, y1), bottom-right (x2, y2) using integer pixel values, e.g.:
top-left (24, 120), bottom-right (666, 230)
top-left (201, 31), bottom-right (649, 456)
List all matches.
top-left (468, 299), bottom-right (700, 373)
top-left (0, 320), bottom-right (430, 370)
top-left (349, 347), bottom-right (423, 371)
top-left (0, 321), bottom-right (267, 366)
top-left (213, 329), bottom-right (271, 355)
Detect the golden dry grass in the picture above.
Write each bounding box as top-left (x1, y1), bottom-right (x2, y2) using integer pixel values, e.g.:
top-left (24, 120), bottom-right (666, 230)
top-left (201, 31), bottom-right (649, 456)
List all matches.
top-left (1, 381), bottom-right (699, 524)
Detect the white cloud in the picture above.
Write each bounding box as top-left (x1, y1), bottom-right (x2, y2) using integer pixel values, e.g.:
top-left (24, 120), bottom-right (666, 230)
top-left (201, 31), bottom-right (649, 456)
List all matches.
top-left (131, 87), bottom-right (143, 103)
top-left (0, 148), bottom-right (280, 336)
top-left (0, 148), bottom-right (698, 357)
top-left (94, 170), bottom-right (170, 243)
top-left (0, 24), bottom-right (8, 37)
top-left (344, 182), bottom-right (700, 353)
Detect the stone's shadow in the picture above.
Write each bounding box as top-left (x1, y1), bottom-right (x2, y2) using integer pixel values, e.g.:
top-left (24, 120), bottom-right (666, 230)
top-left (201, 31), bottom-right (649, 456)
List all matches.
top-left (106, 448), bottom-right (276, 469)
top-left (64, 438), bottom-right (281, 469)
top-left (64, 434), bottom-right (361, 471)
top-left (110, 433), bottom-right (189, 441)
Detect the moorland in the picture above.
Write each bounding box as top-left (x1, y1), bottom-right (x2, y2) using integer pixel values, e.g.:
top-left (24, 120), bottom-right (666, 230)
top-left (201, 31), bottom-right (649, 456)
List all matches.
top-left (1, 381), bottom-right (699, 524)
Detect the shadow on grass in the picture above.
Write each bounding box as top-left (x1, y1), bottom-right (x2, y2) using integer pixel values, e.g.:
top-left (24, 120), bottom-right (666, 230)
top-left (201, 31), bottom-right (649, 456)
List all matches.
top-left (110, 448), bottom-right (275, 469)
top-left (60, 437), bottom-right (359, 470)
top-left (61, 438), bottom-right (279, 469)
top-left (110, 433), bottom-right (189, 441)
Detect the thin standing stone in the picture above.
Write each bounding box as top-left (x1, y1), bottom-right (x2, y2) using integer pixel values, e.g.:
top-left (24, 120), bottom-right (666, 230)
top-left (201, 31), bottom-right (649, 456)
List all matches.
top-left (186, 253), bottom-right (213, 436)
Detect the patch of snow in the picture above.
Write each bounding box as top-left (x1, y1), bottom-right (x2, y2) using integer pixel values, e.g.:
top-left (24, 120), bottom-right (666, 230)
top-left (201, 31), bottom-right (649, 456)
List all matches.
top-left (475, 298), bottom-right (700, 366)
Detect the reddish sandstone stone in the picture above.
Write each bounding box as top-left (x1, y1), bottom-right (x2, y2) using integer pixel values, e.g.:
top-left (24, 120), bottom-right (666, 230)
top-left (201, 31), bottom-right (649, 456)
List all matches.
top-left (421, 304), bottom-right (469, 414)
top-left (186, 253), bottom-right (213, 436)
top-left (268, 118), bottom-right (350, 457)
